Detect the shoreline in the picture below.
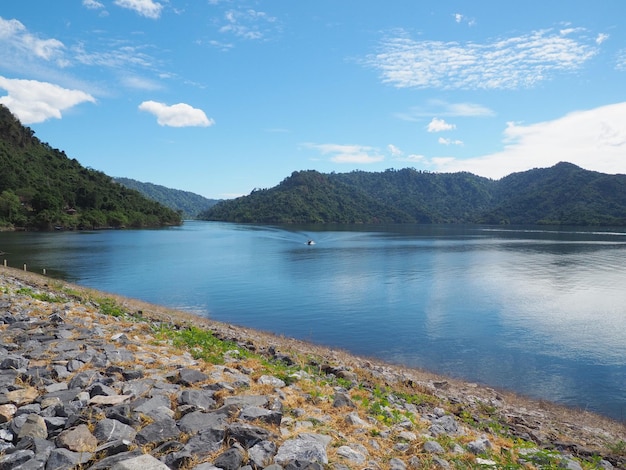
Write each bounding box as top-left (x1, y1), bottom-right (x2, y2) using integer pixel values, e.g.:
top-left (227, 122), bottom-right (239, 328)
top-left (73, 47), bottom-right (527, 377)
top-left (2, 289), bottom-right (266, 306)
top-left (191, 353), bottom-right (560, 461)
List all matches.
top-left (1, 264), bottom-right (625, 468)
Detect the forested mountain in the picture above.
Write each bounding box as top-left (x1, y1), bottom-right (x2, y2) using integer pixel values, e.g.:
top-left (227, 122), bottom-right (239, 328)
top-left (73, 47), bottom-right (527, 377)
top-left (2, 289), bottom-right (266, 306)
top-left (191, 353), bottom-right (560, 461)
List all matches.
top-left (0, 105), bottom-right (181, 230)
top-left (200, 163), bottom-right (626, 226)
top-left (114, 177), bottom-right (219, 219)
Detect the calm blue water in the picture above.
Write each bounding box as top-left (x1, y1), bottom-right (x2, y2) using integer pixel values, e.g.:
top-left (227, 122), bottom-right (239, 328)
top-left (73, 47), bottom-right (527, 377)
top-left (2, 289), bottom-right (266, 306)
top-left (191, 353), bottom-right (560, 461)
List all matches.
top-left (1, 221), bottom-right (625, 421)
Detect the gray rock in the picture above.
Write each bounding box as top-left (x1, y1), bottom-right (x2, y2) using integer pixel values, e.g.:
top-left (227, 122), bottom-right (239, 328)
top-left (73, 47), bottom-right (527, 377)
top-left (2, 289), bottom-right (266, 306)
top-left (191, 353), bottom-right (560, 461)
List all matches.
top-left (429, 414), bottom-right (462, 437)
top-left (213, 446), bottom-right (245, 470)
top-left (132, 394), bottom-right (171, 415)
top-left (178, 389), bottom-right (216, 411)
top-left (240, 406), bottom-right (282, 426)
top-left (559, 456), bottom-right (583, 470)
top-left (227, 423), bottom-right (273, 449)
top-left (177, 368), bottom-right (209, 386)
top-left (248, 440), bottom-right (277, 468)
top-left (93, 418), bottom-right (137, 443)
top-left (178, 409), bottom-right (231, 434)
top-left (17, 414), bottom-right (47, 440)
top-left (184, 427), bottom-right (225, 457)
top-left (67, 370), bottom-right (101, 389)
top-left (258, 375), bottom-right (286, 388)
top-left (423, 440), bottom-right (445, 454)
top-left (45, 448), bottom-right (92, 470)
top-left (223, 395), bottom-right (268, 409)
top-left (275, 433), bottom-right (331, 466)
top-left (467, 438), bottom-right (492, 455)
top-left (332, 392), bottom-right (355, 409)
top-left (110, 453), bottom-right (171, 470)
top-left (0, 449), bottom-right (34, 470)
top-left (336, 445), bottom-right (366, 464)
top-left (389, 457), bottom-right (407, 470)
top-left (0, 355), bottom-right (29, 370)
top-left (135, 416), bottom-right (180, 446)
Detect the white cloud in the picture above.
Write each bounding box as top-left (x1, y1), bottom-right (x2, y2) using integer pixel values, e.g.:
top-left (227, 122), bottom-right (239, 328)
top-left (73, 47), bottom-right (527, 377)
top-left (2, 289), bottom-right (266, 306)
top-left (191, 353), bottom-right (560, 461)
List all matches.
top-left (367, 28), bottom-right (598, 90)
top-left (427, 117), bottom-right (455, 132)
top-left (218, 9), bottom-right (279, 41)
top-left (454, 13), bottom-right (463, 23)
top-left (114, 0), bottom-right (163, 19)
top-left (388, 144), bottom-right (403, 156)
top-left (429, 102), bottom-right (626, 178)
top-left (83, 0), bottom-right (104, 9)
top-left (138, 101), bottom-right (214, 127)
top-left (396, 101), bottom-right (494, 121)
top-left (0, 76), bottom-right (95, 124)
top-left (596, 33), bottom-right (609, 45)
top-left (616, 49), bottom-right (626, 71)
top-left (304, 143), bottom-right (384, 164)
top-left (0, 17), bottom-right (66, 65)
top-left (438, 137), bottom-right (463, 146)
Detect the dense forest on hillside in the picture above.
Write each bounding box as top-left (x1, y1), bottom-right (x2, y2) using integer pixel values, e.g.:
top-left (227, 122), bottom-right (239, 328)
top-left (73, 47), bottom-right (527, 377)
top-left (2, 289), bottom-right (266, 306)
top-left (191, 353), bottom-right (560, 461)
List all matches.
top-left (114, 177), bottom-right (219, 219)
top-left (0, 105), bottom-right (181, 230)
top-left (200, 163), bottom-right (626, 226)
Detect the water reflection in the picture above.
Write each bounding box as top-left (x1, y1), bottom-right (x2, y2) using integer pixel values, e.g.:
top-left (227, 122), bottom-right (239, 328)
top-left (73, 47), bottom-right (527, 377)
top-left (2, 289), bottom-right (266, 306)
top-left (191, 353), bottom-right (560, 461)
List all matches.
top-left (1, 222), bottom-right (625, 420)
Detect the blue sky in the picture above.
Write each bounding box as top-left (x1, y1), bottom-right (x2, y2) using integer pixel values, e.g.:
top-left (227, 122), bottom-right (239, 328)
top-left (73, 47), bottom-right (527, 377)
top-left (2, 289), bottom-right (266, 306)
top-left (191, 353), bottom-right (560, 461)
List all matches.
top-left (1, 1), bottom-right (625, 199)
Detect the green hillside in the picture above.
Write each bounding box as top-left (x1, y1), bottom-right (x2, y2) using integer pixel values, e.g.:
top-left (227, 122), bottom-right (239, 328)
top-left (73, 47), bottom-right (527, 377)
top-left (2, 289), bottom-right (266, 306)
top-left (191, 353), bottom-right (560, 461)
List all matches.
top-left (200, 164), bottom-right (626, 226)
top-left (0, 105), bottom-right (182, 230)
top-left (114, 177), bottom-right (219, 219)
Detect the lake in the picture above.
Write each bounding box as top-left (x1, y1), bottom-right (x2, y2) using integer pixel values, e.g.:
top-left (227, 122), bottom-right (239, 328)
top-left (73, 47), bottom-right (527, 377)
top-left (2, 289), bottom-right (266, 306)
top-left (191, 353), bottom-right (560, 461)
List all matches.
top-left (1, 221), bottom-right (625, 421)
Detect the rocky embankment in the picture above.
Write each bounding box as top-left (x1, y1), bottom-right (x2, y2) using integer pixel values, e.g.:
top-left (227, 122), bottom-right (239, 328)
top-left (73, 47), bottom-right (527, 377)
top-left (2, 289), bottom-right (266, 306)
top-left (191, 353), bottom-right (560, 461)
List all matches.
top-left (0, 267), bottom-right (625, 470)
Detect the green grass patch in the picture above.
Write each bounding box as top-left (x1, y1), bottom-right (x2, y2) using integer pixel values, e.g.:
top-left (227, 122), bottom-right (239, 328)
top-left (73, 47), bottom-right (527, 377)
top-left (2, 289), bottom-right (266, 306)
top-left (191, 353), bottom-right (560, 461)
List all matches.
top-left (15, 286), bottom-right (63, 303)
top-left (155, 324), bottom-right (247, 364)
top-left (96, 297), bottom-right (127, 317)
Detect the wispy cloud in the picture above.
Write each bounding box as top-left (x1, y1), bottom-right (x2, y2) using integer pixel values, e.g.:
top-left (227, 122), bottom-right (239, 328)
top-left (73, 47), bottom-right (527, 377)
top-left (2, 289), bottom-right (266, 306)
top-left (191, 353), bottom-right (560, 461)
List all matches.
top-left (218, 9), bottom-right (278, 41)
top-left (83, 0), bottom-right (104, 9)
top-left (304, 143), bottom-right (384, 164)
top-left (438, 137), bottom-right (463, 146)
top-left (427, 118), bottom-right (455, 132)
top-left (366, 28), bottom-right (600, 90)
top-left (0, 76), bottom-right (96, 124)
top-left (395, 100), bottom-right (494, 121)
top-left (139, 101), bottom-right (215, 127)
top-left (0, 17), bottom-right (66, 67)
top-left (616, 49), bottom-right (626, 71)
top-left (429, 102), bottom-right (626, 178)
top-left (114, 0), bottom-right (163, 19)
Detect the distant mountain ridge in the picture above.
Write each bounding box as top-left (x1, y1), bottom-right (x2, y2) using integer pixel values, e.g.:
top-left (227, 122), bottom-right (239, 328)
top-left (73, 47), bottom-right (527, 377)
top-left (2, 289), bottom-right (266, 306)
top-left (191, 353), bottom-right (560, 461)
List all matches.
top-left (200, 163), bottom-right (626, 226)
top-left (114, 178), bottom-right (219, 219)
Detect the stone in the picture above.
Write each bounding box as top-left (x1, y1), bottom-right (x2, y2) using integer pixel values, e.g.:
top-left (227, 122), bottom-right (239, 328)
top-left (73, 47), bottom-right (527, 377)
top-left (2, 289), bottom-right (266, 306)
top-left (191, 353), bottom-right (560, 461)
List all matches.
top-left (248, 440), bottom-right (277, 468)
top-left (45, 448), bottom-right (92, 470)
top-left (0, 403), bottom-right (17, 423)
top-left (0, 355), bottom-right (29, 370)
top-left (332, 392), bottom-right (355, 408)
top-left (423, 440), bottom-right (445, 454)
top-left (227, 423), bottom-right (273, 449)
top-left (56, 424), bottom-right (98, 452)
top-left (5, 387), bottom-right (38, 406)
top-left (183, 427), bottom-right (225, 457)
top-left (275, 433), bottom-right (331, 466)
top-left (0, 449), bottom-right (34, 470)
top-left (336, 445), bottom-right (367, 464)
top-left (177, 368), bottom-right (209, 385)
top-left (94, 418), bottom-right (137, 443)
top-left (389, 457), bottom-right (407, 470)
top-left (467, 438), bottom-right (492, 455)
top-left (258, 375), bottom-right (286, 388)
top-left (240, 406), bottom-right (283, 426)
top-left (135, 416), bottom-right (180, 446)
top-left (17, 413), bottom-right (47, 440)
top-left (178, 389), bottom-right (216, 411)
top-left (213, 446), bottom-right (245, 470)
top-left (109, 453), bottom-right (171, 470)
top-left (345, 411), bottom-right (370, 427)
